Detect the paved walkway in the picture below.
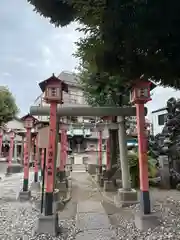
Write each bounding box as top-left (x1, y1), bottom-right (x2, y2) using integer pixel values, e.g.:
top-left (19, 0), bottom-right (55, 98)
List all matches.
top-left (68, 172), bottom-right (116, 240)
top-left (75, 200), bottom-right (116, 240)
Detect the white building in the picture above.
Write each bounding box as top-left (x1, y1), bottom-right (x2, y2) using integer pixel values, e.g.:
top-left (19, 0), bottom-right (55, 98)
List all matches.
top-left (151, 107), bottom-right (167, 136)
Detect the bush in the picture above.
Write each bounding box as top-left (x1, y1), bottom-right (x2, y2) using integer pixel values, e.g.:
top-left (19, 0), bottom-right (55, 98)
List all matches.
top-left (128, 150), bottom-right (158, 188)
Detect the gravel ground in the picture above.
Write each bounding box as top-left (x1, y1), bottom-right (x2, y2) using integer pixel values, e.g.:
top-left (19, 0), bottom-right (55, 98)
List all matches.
top-left (0, 172), bottom-right (99, 240)
top-left (107, 197), bottom-right (180, 240)
top-left (0, 199), bottom-right (79, 240)
top-left (3, 171), bottom-right (180, 239)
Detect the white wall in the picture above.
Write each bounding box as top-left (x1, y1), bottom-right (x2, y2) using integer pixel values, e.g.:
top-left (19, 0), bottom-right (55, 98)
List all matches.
top-left (6, 119), bottom-right (24, 130)
top-left (151, 109), bottom-right (167, 136)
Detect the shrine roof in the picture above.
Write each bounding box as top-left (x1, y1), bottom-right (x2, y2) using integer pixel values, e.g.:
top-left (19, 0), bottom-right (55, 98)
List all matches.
top-left (39, 74), bottom-right (68, 93)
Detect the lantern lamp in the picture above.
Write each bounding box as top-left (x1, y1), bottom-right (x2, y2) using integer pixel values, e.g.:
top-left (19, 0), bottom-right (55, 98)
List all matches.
top-left (9, 130), bottom-right (15, 138)
top-left (39, 74), bottom-right (68, 104)
top-left (130, 80), bottom-right (153, 104)
top-left (21, 114), bottom-right (37, 129)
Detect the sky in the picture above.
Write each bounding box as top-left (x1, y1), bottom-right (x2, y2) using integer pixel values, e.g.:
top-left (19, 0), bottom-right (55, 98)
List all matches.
top-left (0, 0), bottom-right (180, 119)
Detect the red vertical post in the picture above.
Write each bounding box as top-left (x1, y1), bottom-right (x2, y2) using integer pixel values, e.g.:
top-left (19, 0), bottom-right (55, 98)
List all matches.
top-left (34, 134), bottom-right (39, 182)
top-left (41, 148), bottom-right (44, 177)
top-left (106, 138), bottom-right (110, 170)
top-left (45, 101), bottom-right (57, 216)
top-left (136, 103), bottom-right (150, 214)
top-left (131, 80), bottom-right (152, 215)
top-left (8, 133), bottom-right (14, 168)
top-left (38, 74), bottom-right (68, 218)
top-left (61, 129), bottom-right (65, 170)
top-left (98, 130), bottom-right (102, 174)
top-left (64, 130), bottom-right (68, 166)
top-left (59, 128), bottom-right (65, 181)
top-left (23, 128), bottom-right (31, 191)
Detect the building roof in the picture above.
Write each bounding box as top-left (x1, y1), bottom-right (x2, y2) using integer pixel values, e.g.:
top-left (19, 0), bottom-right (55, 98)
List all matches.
top-left (58, 71), bottom-right (80, 88)
top-left (151, 107), bottom-right (167, 114)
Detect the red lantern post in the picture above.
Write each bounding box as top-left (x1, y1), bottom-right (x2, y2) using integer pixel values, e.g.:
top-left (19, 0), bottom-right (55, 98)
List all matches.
top-left (34, 133), bottom-right (39, 183)
top-left (21, 115), bottom-right (36, 194)
top-left (130, 80), bottom-right (152, 214)
top-left (106, 138), bottom-right (110, 170)
top-left (41, 148), bottom-right (45, 177)
top-left (98, 130), bottom-right (103, 174)
top-left (59, 127), bottom-right (66, 181)
top-left (0, 127), bottom-right (4, 157)
top-left (7, 130), bottom-right (15, 174)
top-left (38, 74), bottom-right (68, 218)
top-left (64, 130), bottom-right (68, 166)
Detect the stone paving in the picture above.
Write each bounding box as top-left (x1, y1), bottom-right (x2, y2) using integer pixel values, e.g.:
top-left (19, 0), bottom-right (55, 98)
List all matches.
top-left (75, 200), bottom-right (116, 240)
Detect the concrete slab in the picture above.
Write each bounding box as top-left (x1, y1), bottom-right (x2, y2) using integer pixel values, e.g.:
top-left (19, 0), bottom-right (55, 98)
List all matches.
top-left (30, 181), bottom-right (41, 190)
top-left (134, 211), bottom-right (160, 231)
top-left (77, 200), bottom-right (105, 214)
top-left (6, 164), bottom-right (23, 174)
top-left (75, 229), bottom-right (116, 240)
top-left (18, 190), bottom-right (31, 201)
top-left (103, 180), bottom-right (116, 192)
top-left (36, 213), bottom-right (60, 236)
top-left (114, 188), bottom-right (138, 207)
top-left (57, 181), bottom-right (67, 191)
top-left (76, 213), bottom-right (111, 230)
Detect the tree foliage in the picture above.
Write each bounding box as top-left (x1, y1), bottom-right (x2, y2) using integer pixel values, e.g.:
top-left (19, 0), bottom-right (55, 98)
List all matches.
top-left (0, 87), bottom-right (19, 126)
top-left (77, 61), bottom-right (129, 107)
top-left (28, 0), bottom-right (180, 88)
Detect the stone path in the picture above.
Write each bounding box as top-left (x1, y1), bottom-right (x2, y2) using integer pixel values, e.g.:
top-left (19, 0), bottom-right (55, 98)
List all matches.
top-left (69, 172), bottom-right (116, 240)
top-left (75, 200), bottom-right (116, 240)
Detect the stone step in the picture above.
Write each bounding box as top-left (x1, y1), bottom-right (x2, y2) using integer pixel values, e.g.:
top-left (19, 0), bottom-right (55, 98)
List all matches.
top-left (72, 164), bottom-right (86, 172)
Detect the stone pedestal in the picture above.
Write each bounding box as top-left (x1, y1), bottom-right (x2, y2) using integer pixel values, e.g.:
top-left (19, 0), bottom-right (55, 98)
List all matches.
top-left (134, 212), bottom-right (160, 231)
top-left (95, 174), bottom-right (101, 183)
top-left (116, 179), bottom-right (122, 188)
top-left (103, 180), bottom-right (116, 192)
top-left (88, 164), bottom-right (98, 175)
top-left (158, 155), bottom-right (171, 189)
top-left (114, 188), bottom-right (138, 207)
top-left (36, 213), bottom-right (60, 236)
top-left (6, 164), bottom-right (23, 174)
top-left (18, 190), bottom-right (31, 201)
top-left (65, 170), bottom-right (70, 177)
top-left (57, 181), bottom-right (68, 198)
top-left (31, 181), bottom-right (41, 190)
top-left (99, 177), bottom-right (104, 187)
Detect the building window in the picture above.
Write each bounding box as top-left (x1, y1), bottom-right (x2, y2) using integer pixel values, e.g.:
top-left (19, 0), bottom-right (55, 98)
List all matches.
top-left (158, 113), bottom-right (167, 126)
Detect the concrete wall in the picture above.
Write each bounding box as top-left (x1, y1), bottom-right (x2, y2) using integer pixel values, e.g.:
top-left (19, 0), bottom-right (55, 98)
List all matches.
top-left (151, 109), bottom-right (167, 135)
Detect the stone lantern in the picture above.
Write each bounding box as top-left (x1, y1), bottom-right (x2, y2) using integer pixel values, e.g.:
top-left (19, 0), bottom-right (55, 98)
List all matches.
top-left (39, 73), bottom-right (68, 104)
top-left (130, 80), bottom-right (151, 104)
top-left (23, 115), bottom-right (35, 129)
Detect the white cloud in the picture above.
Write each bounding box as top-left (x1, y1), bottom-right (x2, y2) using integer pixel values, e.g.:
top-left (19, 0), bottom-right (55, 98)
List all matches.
top-left (2, 72), bottom-right (12, 77)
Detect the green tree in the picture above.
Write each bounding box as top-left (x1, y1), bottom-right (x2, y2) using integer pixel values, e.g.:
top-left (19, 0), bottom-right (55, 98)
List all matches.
top-left (0, 86), bottom-right (19, 126)
top-left (77, 61), bottom-right (130, 179)
top-left (28, 0), bottom-right (180, 88)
